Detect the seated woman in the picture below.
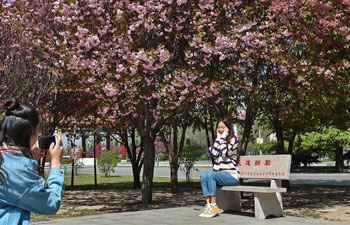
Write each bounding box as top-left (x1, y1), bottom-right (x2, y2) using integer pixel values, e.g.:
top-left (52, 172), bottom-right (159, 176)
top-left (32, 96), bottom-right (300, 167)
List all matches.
top-left (199, 118), bottom-right (239, 218)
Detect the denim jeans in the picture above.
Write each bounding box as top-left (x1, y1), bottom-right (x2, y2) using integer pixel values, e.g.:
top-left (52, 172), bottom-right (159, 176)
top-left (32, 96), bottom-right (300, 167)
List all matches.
top-left (200, 171), bottom-right (238, 197)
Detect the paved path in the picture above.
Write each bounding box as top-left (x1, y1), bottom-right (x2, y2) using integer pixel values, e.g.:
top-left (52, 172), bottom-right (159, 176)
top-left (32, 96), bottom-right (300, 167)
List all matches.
top-left (32, 206), bottom-right (349, 225)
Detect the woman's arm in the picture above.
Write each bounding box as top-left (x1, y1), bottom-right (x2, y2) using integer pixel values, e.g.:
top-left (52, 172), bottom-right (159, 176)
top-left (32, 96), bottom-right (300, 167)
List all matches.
top-left (221, 137), bottom-right (239, 158)
top-left (209, 134), bottom-right (228, 157)
top-left (14, 168), bottom-right (64, 215)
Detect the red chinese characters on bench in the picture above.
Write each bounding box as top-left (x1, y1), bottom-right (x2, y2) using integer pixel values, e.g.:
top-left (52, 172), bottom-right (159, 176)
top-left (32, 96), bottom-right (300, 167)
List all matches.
top-left (240, 159), bottom-right (271, 167)
top-left (264, 160), bottom-right (271, 166)
top-left (238, 155), bottom-right (291, 179)
top-left (240, 171), bottom-right (286, 176)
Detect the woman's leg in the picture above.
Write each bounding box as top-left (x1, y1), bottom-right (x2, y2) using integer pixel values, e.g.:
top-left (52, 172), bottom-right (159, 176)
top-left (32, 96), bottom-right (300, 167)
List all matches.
top-left (214, 173), bottom-right (238, 187)
top-left (207, 172), bottom-right (238, 197)
top-left (200, 172), bottom-right (211, 198)
top-left (200, 172), bottom-right (213, 217)
top-left (205, 196), bottom-right (211, 204)
top-left (204, 173), bottom-right (238, 217)
top-left (200, 171), bottom-right (222, 217)
top-left (201, 172), bottom-right (238, 205)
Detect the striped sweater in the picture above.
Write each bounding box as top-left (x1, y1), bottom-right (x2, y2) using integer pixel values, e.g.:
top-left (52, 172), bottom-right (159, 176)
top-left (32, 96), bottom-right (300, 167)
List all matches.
top-left (209, 136), bottom-right (240, 180)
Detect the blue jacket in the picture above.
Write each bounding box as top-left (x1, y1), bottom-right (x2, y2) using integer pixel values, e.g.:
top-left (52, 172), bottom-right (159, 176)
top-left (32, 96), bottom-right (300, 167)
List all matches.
top-left (0, 152), bottom-right (64, 225)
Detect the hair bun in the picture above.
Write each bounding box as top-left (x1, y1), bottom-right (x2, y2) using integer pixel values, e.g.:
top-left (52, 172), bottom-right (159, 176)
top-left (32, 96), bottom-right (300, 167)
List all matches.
top-left (4, 98), bottom-right (20, 111)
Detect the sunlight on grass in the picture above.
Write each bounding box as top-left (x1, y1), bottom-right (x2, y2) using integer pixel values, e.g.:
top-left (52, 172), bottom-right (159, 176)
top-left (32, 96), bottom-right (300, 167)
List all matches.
top-left (59, 174), bottom-right (200, 190)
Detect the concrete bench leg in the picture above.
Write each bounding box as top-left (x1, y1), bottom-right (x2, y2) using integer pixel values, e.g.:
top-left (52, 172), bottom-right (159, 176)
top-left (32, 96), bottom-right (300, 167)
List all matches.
top-left (216, 187), bottom-right (241, 212)
top-left (254, 192), bottom-right (283, 219)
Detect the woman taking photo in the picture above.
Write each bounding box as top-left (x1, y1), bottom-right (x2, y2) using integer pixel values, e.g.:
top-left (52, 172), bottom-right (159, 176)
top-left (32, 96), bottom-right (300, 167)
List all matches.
top-left (0, 98), bottom-right (64, 225)
top-left (199, 118), bottom-right (239, 218)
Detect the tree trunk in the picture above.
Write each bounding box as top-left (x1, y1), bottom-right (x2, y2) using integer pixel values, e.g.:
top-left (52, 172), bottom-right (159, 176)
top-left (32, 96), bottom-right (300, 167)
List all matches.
top-left (283, 129), bottom-right (297, 192)
top-left (273, 118), bottom-right (285, 154)
top-left (335, 145), bottom-right (344, 172)
top-left (170, 164), bottom-right (179, 193)
top-left (238, 97), bottom-right (258, 198)
top-left (334, 121), bottom-right (346, 173)
top-left (287, 128), bottom-right (298, 155)
top-left (141, 135), bottom-right (156, 204)
top-left (271, 116), bottom-right (291, 190)
top-left (162, 141), bottom-right (180, 193)
top-left (71, 158), bottom-right (75, 187)
top-left (130, 129), bottom-right (142, 189)
top-left (118, 128), bottom-right (143, 189)
top-left (160, 123), bottom-right (187, 194)
top-left (170, 124), bottom-right (179, 193)
top-left (239, 102), bottom-right (256, 156)
top-left (204, 118), bottom-right (211, 148)
top-left (132, 163), bottom-right (141, 188)
top-left (204, 117), bottom-right (215, 166)
top-left (209, 113), bottom-right (215, 143)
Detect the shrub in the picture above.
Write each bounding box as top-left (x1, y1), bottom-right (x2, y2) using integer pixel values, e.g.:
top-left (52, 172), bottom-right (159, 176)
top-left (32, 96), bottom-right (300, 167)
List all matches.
top-left (98, 151), bottom-right (118, 177)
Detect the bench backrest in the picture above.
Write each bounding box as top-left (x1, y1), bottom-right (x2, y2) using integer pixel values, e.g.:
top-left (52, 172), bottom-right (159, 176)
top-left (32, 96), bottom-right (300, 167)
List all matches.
top-left (238, 154), bottom-right (291, 180)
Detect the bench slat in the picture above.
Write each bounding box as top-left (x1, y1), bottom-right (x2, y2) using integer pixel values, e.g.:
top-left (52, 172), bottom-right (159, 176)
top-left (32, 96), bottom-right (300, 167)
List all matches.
top-left (221, 185), bottom-right (287, 193)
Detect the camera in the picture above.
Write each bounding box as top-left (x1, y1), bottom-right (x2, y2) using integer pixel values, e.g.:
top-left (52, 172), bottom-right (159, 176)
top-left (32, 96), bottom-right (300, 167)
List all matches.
top-left (38, 136), bottom-right (56, 150)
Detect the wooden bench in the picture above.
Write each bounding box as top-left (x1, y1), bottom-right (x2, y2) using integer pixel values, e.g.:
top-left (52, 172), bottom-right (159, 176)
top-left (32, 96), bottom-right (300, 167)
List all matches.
top-left (216, 154), bottom-right (292, 219)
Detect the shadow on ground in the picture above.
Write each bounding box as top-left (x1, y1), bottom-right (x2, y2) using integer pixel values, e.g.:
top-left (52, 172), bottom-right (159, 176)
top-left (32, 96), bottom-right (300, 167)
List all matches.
top-left (32, 183), bottom-right (350, 223)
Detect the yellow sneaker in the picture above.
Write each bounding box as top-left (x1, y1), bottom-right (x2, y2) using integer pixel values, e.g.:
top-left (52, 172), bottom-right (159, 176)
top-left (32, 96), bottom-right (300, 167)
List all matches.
top-left (205, 205), bottom-right (220, 218)
top-left (199, 206), bottom-right (210, 217)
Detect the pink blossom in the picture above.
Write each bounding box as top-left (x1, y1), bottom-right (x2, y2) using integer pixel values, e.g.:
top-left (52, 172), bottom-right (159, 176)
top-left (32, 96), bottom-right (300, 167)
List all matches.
top-left (219, 55), bottom-right (225, 61)
top-left (78, 27), bottom-right (89, 37)
top-left (130, 67), bottom-right (137, 75)
top-left (282, 29), bottom-right (291, 37)
top-left (176, 0), bottom-right (187, 6)
top-left (87, 78), bottom-right (96, 83)
top-left (101, 107), bottom-right (110, 115)
top-left (324, 70), bottom-right (333, 77)
top-left (180, 90), bottom-right (189, 95)
top-left (89, 35), bottom-right (100, 47)
top-left (103, 84), bottom-right (117, 97)
top-left (346, 36), bottom-right (350, 42)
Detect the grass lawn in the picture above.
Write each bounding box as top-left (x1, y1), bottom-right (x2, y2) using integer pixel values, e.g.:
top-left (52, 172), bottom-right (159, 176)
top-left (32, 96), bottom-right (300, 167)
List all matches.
top-left (61, 173), bottom-right (200, 190)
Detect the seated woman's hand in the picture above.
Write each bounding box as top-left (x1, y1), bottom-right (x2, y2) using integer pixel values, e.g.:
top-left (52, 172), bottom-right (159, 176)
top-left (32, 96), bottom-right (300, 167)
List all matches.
top-left (221, 130), bottom-right (229, 139)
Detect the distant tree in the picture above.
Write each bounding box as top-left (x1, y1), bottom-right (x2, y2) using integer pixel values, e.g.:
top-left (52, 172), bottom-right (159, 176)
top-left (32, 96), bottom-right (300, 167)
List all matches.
top-left (180, 139), bottom-right (206, 183)
top-left (297, 127), bottom-right (350, 172)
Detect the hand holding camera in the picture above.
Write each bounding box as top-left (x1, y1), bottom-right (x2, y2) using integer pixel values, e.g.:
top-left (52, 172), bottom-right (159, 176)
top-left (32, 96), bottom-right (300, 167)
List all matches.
top-left (38, 133), bottom-right (63, 169)
top-left (49, 133), bottom-right (63, 169)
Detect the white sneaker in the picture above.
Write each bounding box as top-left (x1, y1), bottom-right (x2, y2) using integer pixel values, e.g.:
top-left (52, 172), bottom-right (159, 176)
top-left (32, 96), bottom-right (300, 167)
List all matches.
top-left (204, 205), bottom-right (220, 218)
top-left (199, 206), bottom-right (211, 217)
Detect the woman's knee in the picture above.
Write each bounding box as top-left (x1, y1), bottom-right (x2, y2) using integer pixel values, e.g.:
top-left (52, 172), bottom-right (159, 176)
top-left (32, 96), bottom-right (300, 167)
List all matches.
top-left (200, 172), bottom-right (209, 181)
top-left (207, 171), bottom-right (215, 179)
top-left (200, 172), bottom-right (206, 180)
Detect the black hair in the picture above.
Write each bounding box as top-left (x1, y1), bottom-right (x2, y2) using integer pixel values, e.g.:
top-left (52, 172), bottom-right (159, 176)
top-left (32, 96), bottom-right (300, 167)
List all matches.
top-left (0, 98), bottom-right (40, 184)
top-left (215, 117), bottom-right (236, 144)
